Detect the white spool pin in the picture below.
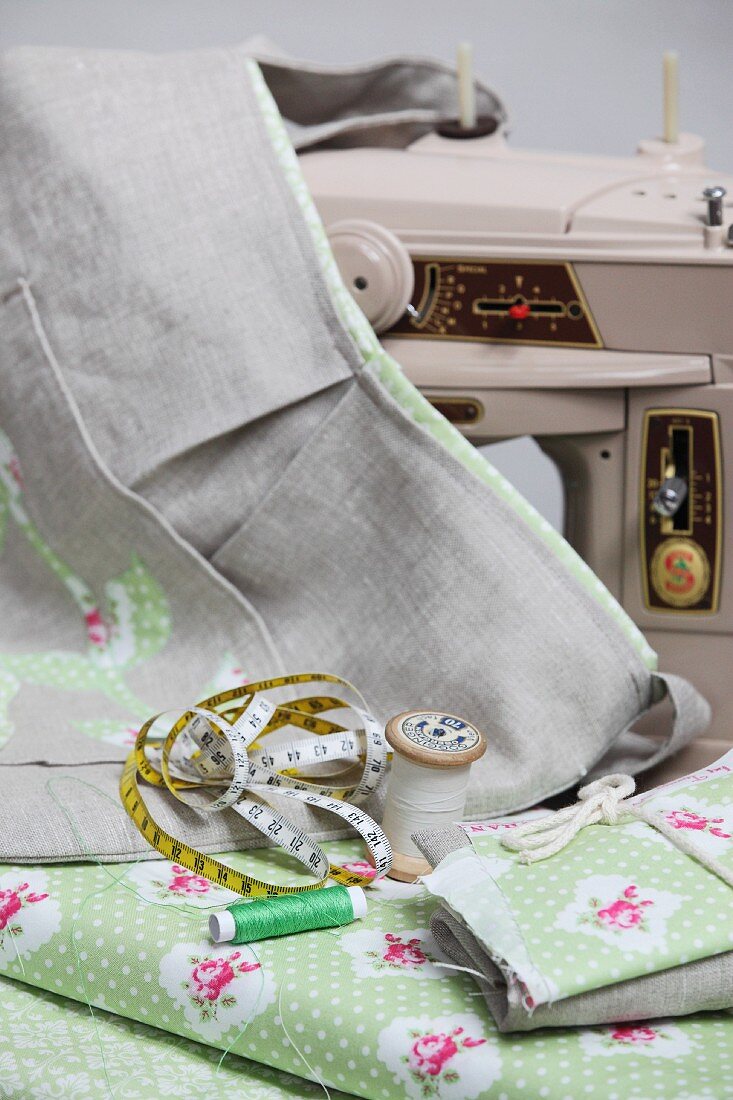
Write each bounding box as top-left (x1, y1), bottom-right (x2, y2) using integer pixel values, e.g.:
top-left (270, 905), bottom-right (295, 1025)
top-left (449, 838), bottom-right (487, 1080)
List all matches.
top-left (456, 42), bottom-right (477, 130)
top-left (663, 50), bottom-right (679, 145)
top-left (382, 710), bottom-right (487, 881)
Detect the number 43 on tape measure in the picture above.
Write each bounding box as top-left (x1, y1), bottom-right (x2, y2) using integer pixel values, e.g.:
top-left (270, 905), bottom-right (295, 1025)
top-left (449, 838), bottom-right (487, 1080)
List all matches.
top-left (120, 673), bottom-right (393, 897)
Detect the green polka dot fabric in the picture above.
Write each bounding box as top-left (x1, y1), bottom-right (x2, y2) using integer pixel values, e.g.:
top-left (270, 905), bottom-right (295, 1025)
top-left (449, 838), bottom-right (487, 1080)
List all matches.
top-left (2, 836), bottom-right (733, 1099)
top-left (426, 757), bottom-right (733, 1013)
top-left (0, 974), bottom-right (354, 1099)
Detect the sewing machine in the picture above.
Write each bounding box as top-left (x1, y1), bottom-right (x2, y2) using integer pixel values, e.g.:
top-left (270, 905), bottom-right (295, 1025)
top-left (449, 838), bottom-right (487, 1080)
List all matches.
top-left (301, 79), bottom-right (733, 776)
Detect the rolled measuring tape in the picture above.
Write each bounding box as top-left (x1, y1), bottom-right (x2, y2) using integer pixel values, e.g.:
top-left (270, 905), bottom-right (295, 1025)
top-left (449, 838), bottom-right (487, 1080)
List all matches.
top-left (120, 673), bottom-right (393, 897)
top-left (382, 710), bottom-right (487, 881)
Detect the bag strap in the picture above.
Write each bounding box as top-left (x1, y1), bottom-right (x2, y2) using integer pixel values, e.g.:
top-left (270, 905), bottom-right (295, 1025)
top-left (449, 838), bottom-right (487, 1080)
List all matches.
top-left (648, 671), bottom-right (712, 760)
top-left (587, 672), bottom-right (711, 780)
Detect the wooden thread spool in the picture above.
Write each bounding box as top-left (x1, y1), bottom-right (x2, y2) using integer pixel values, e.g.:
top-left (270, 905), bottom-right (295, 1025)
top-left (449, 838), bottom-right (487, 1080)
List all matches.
top-left (382, 710), bottom-right (487, 881)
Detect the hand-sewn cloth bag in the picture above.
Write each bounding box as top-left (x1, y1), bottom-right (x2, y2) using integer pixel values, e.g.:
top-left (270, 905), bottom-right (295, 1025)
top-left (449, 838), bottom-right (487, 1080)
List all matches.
top-left (0, 44), bottom-right (709, 862)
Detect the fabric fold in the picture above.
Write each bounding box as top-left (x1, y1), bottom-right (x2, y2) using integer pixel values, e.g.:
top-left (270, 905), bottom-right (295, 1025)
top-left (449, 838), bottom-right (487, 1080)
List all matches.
top-left (429, 902), bottom-right (733, 1033)
top-left (1, 838), bottom-right (732, 1100)
top-left (416, 753), bottom-right (733, 1031)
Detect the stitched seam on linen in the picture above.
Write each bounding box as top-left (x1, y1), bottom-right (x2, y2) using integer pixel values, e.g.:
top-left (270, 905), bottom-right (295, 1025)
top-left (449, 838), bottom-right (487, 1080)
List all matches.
top-left (210, 377), bottom-right (355, 566)
top-left (14, 277), bottom-right (286, 676)
top-left (6, 825), bottom-right (378, 865)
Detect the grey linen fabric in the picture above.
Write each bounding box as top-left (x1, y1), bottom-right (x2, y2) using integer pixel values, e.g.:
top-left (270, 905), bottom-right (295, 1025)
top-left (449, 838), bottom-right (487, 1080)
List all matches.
top-left (0, 43), bottom-right (710, 863)
top-left (253, 45), bottom-right (507, 150)
top-left (413, 826), bottom-right (475, 869)
top-left (414, 826), bottom-right (733, 1029)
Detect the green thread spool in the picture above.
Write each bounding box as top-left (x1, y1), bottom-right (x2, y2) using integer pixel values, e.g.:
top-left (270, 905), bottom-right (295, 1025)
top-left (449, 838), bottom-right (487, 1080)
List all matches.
top-left (208, 885), bottom-right (367, 944)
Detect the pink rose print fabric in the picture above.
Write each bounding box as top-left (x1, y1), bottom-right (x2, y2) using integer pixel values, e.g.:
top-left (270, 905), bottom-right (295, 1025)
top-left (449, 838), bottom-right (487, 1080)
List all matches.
top-left (665, 810), bottom-right (731, 838)
top-left (407, 1027), bottom-right (486, 1083)
top-left (428, 765), bottom-right (733, 1012)
top-left (84, 607), bottom-right (109, 648)
top-left (159, 939), bottom-right (275, 1041)
top-left (341, 860), bottom-right (424, 900)
top-left (340, 926), bottom-right (447, 980)
top-left (188, 952), bottom-right (260, 1015)
top-left (341, 860), bottom-right (376, 881)
top-left (168, 867), bottom-right (212, 897)
top-left (0, 869), bottom-right (61, 966)
top-left (378, 933), bottom-right (432, 970)
top-left (650, 794), bottom-right (733, 856)
top-left (580, 1021), bottom-right (693, 1059)
top-left (583, 884), bottom-right (654, 932)
top-left (0, 882), bottom-right (46, 936)
top-left (610, 1025), bottom-right (659, 1044)
top-left (127, 860), bottom-right (240, 909)
top-left (378, 1013), bottom-right (501, 1099)
top-left (556, 874), bottom-right (681, 954)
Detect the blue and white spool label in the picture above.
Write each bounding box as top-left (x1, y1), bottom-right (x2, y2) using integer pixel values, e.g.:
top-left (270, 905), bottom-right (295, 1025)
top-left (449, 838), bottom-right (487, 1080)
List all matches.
top-left (399, 713), bottom-right (481, 755)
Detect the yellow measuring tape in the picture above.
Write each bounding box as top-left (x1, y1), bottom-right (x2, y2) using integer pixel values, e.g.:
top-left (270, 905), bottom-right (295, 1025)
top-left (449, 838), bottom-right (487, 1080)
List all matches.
top-left (120, 673), bottom-right (393, 898)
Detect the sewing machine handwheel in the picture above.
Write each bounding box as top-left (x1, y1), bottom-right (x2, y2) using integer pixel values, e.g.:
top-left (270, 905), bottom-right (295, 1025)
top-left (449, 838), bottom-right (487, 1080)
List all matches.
top-left (327, 219), bottom-right (414, 333)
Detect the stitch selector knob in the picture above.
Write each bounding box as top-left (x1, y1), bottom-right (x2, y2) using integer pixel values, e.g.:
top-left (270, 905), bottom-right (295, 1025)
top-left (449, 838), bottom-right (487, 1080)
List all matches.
top-left (327, 219), bottom-right (414, 334)
top-left (652, 476), bottom-right (688, 518)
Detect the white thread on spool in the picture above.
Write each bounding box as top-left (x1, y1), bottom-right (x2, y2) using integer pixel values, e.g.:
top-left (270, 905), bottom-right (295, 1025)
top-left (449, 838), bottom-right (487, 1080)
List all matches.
top-left (383, 755), bottom-right (472, 860)
top-left (381, 710), bottom-right (487, 881)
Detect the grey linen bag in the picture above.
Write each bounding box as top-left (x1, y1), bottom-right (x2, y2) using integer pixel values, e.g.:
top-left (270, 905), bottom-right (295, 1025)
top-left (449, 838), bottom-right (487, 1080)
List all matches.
top-left (247, 37), bottom-right (508, 150)
top-left (414, 827), bottom-right (733, 1029)
top-left (0, 43), bottom-right (709, 863)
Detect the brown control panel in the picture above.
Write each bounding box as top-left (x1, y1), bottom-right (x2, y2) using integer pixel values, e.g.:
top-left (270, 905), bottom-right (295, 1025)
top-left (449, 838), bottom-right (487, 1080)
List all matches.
top-left (388, 258), bottom-right (602, 348)
top-left (641, 410), bottom-right (722, 614)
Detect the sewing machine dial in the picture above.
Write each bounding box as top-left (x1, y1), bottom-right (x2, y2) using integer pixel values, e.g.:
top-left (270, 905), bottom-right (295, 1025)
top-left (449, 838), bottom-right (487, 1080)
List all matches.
top-left (388, 259), bottom-right (602, 348)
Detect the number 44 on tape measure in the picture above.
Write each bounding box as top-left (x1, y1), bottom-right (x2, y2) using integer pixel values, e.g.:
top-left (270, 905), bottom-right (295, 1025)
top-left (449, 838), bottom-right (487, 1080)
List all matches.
top-left (120, 673), bottom-right (393, 897)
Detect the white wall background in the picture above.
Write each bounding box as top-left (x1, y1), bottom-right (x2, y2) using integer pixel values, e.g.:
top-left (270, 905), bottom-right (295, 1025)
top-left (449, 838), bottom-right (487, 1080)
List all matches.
top-left (2, 0), bottom-right (730, 529)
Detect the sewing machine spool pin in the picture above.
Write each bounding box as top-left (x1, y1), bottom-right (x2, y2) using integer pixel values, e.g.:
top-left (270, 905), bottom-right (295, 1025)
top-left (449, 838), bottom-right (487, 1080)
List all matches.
top-left (437, 42), bottom-right (499, 141)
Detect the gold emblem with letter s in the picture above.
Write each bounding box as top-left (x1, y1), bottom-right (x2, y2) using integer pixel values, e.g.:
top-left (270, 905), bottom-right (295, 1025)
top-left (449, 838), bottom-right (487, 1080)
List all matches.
top-left (650, 538), bottom-right (711, 609)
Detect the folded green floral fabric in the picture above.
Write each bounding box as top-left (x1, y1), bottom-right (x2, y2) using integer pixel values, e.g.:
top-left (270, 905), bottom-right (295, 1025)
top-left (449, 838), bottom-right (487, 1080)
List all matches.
top-left (427, 899), bottom-right (733, 1033)
top-left (423, 753), bottom-right (733, 1031)
top-left (0, 975), bottom-right (356, 1099)
top-left (2, 837), bottom-right (733, 1099)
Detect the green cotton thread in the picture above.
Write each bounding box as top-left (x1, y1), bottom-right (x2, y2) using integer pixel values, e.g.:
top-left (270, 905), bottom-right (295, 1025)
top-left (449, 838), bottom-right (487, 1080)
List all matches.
top-left (227, 886), bottom-right (356, 944)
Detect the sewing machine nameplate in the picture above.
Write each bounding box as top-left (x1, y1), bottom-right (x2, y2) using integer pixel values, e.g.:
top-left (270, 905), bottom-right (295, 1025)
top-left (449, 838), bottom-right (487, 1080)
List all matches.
top-left (641, 410), bottom-right (722, 614)
top-left (388, 259), bottom-right (602, 348)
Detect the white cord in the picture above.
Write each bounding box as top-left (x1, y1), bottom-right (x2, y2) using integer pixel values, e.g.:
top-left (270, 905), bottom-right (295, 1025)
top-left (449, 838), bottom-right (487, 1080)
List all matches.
top-left (500, 774), bottom-right (635, 863)
top-left (501, 773), bottom-right (733, 890)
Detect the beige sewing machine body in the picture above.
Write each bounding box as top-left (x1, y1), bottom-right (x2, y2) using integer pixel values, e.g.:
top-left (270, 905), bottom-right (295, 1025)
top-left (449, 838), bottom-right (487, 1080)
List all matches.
top-left (301, 117), bottom-right (732, 770)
